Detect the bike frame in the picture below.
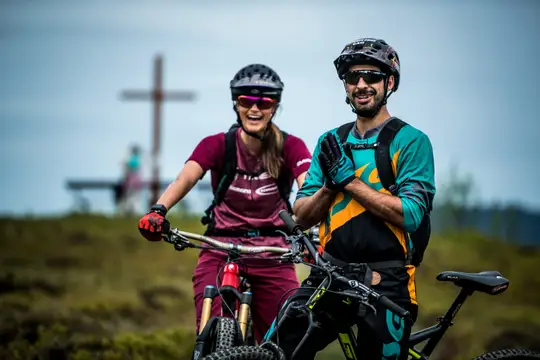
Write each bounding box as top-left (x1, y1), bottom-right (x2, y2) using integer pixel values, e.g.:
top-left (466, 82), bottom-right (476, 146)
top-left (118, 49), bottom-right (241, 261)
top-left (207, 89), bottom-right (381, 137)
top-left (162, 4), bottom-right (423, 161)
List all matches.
top-left (192, 252), bottom-right (254, 360)
top-left (164, 228), bottom-right (291, 360)
top-left (265, 276), bottom-right (477, 360)
top-left (247, 212), bottom-right (511, 360)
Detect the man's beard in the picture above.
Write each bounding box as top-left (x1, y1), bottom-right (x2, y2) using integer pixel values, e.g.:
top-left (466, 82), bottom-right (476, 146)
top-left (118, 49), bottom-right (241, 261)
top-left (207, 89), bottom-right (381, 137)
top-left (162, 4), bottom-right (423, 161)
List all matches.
top-left (351, 88), bottom-right (385, 118)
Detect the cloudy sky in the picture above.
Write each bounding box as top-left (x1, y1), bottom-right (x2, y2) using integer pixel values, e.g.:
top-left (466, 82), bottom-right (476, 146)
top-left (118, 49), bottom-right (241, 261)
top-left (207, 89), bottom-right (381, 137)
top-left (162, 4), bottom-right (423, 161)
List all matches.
top-left (1, 0), bottom-right (539, 215)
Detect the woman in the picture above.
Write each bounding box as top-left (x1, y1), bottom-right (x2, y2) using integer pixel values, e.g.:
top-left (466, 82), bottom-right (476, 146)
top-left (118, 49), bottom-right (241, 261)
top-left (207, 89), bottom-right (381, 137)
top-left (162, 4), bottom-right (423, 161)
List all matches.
top-left (137, 63), bottom-right (312, 342)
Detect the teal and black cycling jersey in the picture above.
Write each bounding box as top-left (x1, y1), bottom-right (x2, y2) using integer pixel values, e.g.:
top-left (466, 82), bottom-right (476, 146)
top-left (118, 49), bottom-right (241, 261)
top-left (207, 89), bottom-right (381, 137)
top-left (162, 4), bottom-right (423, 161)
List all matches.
top-left (296, 118), bottom-right (436, 304)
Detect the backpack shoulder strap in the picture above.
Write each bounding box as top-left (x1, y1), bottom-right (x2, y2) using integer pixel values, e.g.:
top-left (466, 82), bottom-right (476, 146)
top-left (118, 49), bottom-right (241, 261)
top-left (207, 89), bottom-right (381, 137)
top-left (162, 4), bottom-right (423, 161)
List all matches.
top-left (375, 118), bottom-right (408, 195)
top-left (336, 122), bottom-right (356, 160)
top-left (201, 128), bottom-right (238, 226)
top-left (375, 118), bottom-right (412, 265)
top-left (215, 128), bottom-right (238, 204)
top-left (276, 130), bottom-right (293, 212)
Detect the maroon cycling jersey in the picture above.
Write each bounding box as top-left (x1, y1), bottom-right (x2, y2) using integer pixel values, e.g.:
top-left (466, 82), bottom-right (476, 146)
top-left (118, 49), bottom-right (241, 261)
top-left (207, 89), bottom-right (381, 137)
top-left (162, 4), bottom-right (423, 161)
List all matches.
top-left (187, 127), bottom-right (311, 247)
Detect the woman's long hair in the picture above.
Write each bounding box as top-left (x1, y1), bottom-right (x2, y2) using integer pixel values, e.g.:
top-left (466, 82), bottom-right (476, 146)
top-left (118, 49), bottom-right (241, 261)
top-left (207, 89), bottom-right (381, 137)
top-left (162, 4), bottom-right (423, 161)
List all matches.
top-left (261, 122), bottom-right (285, 179)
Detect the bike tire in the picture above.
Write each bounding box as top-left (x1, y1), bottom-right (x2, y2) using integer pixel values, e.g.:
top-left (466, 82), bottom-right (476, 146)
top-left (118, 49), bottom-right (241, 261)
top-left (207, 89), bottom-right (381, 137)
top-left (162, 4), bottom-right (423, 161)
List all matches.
top-left (201, 345), bottom-right (277, 360)
top-left (213, 317), bottom-right (239, 352)
top-left (472, 348), bottom-right (540, 359)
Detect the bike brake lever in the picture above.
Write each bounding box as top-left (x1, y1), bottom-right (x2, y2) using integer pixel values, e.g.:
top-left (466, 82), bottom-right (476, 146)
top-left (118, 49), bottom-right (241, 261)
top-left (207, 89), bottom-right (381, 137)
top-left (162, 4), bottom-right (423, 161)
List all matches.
top-left (349, 288), bottom-right (378, 316)
top-left (277, 230), bottom-right (302, 246)
top-left (286, 235), bottom-right (299, 244)
top-left (361, 299), bottom-right (377, 316)
top-left (164, 232), bottom-right (192, 251)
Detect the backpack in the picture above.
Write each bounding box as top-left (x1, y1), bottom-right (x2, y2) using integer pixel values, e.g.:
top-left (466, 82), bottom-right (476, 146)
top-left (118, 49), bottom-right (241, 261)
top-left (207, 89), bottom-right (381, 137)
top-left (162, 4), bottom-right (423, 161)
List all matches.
top-left (200, 123), bottom-right (293, 234)
top-left (336, 118), bottom-right (431, 267)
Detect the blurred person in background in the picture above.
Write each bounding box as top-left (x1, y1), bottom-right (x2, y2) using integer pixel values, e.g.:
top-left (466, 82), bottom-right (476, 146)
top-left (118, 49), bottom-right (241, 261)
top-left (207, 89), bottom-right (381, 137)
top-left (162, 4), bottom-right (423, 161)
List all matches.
top-left (137, 64), bottom-right (313, 342)
top-left (117, 144), bottom-right (143, 215)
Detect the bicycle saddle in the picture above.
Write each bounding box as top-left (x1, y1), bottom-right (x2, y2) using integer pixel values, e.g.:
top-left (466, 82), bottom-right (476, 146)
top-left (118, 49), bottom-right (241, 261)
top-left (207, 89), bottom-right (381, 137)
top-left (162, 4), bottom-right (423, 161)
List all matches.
top-left (436, 270), bottom-right (509, 295)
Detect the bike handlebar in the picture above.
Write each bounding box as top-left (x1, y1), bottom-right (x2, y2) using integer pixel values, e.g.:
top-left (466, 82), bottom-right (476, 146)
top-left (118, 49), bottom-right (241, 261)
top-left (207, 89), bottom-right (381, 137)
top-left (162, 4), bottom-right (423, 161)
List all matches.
top-left (165, 228), bottom-right (291, 255)
top-left (379, 295), bottom-right (410, 317)
top-left (278, 210), bottom-right (410, 319)
top-left (163, 214), bottom-right (410, 319)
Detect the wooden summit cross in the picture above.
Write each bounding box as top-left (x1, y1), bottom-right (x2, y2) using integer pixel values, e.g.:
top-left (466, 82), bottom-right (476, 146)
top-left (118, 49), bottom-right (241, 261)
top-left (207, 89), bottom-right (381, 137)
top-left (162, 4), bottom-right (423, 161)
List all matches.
top-left (121, 54), bottom-right (197, 207)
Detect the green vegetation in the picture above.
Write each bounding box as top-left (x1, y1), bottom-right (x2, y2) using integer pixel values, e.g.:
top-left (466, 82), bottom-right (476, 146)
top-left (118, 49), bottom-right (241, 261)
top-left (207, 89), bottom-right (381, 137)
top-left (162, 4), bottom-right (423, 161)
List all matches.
top-left (1, 215), bottom-right (539, 360)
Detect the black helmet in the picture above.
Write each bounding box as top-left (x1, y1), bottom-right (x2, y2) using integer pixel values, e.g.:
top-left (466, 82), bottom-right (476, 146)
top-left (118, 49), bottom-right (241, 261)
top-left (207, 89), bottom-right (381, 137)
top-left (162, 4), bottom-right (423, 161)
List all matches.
top-left (230, 64), bottom-right (284, 101)
top-left (334, 38), bottom-right (401, 91)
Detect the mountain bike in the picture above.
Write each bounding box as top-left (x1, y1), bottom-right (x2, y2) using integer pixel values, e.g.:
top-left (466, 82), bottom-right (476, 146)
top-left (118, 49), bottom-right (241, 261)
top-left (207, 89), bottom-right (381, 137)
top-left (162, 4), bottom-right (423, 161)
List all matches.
top-left (199, 211), bottom-right (540, 360)
top-left (163, 227), bottom-right (294, 360)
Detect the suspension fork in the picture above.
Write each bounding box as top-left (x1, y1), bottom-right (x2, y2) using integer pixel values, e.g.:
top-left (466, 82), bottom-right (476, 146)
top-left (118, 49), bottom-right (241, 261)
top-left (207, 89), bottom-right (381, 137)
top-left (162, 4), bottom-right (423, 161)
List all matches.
top-left (238, 291), bottom-right (253, 341)
top-left (199, 260), bottom-right (241, 334)
top-left (199, 285), bottom-right (219, 334)
top-left (201, 256), bottom-right (255, 342)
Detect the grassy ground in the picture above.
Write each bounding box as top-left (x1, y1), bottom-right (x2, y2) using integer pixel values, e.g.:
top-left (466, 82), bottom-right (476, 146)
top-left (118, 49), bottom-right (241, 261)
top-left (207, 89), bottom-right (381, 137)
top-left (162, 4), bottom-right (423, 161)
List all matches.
top-left (0, 214), bottom-right (539, 360)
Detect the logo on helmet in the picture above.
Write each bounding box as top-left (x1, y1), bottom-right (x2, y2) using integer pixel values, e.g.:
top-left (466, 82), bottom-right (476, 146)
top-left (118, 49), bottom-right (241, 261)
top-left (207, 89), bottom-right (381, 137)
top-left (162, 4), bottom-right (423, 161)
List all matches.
top-left (253, 79), bottom-right (278, 87)
top-left (391, 56), bottom-right (399, 69)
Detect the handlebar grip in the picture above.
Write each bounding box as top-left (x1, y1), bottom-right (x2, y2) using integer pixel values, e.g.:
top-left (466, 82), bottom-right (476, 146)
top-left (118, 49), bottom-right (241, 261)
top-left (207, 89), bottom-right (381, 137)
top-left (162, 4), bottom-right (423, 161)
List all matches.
top-left (379, 295), bottom-right (410, 319)
top-left (162, 220), bottom-right (171, 235)
top-left (278, 210), bottom-right (302, 235)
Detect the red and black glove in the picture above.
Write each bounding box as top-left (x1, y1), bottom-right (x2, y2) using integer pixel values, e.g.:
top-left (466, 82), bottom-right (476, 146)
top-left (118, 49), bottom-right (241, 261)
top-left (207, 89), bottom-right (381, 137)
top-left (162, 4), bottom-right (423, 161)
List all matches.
top-left (138, 204), bottom-right (170, 242)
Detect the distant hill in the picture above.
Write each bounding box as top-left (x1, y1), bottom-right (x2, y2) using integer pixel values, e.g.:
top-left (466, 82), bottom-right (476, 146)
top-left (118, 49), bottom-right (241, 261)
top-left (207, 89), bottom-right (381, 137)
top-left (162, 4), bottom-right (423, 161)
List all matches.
top-left (1, 215), bottom-right (539, 360)
top-left (431, 205), bottom-right (540, 246)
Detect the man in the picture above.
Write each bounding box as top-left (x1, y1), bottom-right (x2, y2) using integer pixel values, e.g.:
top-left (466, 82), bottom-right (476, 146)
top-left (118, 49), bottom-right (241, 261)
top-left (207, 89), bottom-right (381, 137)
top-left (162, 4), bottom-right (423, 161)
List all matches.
top-left (276, 38), bottom-right (436, 359)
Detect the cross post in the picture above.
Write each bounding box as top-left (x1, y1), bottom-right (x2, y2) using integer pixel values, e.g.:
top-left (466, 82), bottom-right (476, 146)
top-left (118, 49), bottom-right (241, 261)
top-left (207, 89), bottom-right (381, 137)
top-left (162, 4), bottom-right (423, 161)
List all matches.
top-left (121, 54), bottom-right (196, 207)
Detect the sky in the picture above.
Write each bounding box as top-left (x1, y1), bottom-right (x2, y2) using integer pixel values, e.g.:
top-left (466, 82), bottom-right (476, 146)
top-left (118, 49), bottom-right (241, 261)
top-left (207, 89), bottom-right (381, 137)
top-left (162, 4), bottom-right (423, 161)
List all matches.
top-left (1, 0), bottom-right (539, 216)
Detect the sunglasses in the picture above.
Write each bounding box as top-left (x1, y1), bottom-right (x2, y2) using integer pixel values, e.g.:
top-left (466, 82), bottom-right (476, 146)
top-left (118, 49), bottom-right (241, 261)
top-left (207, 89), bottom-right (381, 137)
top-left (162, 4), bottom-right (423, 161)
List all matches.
top-left (236, 95), bottom-right (276, 110)
top-left (343, 70), bottom-right (387, 86)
